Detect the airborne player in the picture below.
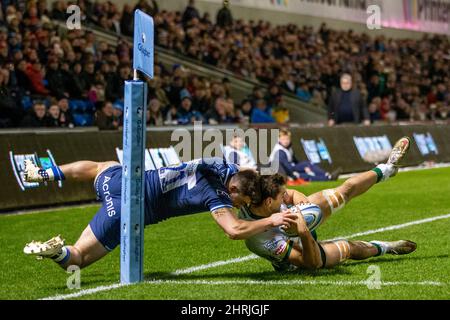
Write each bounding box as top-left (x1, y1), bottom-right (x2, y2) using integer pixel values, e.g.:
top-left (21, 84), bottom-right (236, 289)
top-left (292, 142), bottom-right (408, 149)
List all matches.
top-left (22, 158), bottom-right (296, 270)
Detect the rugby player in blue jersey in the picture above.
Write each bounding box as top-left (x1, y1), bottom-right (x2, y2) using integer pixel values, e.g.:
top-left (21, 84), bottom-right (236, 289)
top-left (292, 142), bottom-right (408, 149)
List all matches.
top-left (22, 158), bottom-right (297, 269)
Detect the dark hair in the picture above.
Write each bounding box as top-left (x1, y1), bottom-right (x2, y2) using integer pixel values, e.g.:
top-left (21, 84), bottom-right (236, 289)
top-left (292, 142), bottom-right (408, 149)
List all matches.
top-left (233, 170), bottom-right (262, 205)
top-left (260, 174), bottom-right (286, 203)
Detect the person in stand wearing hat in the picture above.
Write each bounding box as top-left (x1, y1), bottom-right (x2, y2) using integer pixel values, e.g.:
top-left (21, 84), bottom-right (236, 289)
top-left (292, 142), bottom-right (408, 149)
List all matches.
top-left (112, 102), bottom-right (123, 129)
top-left (175, 88), bottom-right (204, 125)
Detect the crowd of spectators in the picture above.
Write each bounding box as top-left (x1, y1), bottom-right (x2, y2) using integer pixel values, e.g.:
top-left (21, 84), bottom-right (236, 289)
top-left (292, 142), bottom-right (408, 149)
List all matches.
top-left (127, 0), bottom-right (450, 124)
top-left (0, 0), bottom-right (448, 129)
top-left (0, 0), bottom-right (286, 129)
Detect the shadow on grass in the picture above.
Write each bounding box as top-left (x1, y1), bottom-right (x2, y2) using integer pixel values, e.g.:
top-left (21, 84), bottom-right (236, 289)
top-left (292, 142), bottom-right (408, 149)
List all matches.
top-left (347, 254), bottom-right (449, 266)
top-left (143, 266), bottom-right (352, 282)
top-left (47, 254), bottom-right (449, 292)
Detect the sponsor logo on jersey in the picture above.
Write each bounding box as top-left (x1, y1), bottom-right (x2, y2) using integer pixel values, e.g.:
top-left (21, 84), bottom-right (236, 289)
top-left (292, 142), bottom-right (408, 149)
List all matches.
top-left (264, 239), bottom-right (287, 256)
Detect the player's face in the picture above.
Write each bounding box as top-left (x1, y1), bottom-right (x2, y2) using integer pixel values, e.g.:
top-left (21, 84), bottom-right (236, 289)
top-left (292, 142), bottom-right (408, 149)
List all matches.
top-left (266, 187), bottom-right (287, 214)
top-left (229, 191), bottom-right (251, 208)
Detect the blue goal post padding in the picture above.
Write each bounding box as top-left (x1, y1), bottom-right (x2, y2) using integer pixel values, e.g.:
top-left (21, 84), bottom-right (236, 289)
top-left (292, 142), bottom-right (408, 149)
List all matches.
top-left (120, 81), bottom-right (148, 284)
top-left (120, 9), bottom-right (153, 284)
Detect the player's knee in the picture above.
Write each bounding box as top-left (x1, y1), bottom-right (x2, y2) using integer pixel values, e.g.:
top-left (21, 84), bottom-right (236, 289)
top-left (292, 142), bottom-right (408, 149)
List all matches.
top-left (322, 188), bottom-right (346, 214)
top-left (334, 240), bottom-right (351, 262)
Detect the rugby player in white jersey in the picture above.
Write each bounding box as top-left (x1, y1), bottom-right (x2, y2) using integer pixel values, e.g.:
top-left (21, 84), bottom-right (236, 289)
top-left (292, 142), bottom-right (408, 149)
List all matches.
top-left (238, 137), bottom-right (417, 271)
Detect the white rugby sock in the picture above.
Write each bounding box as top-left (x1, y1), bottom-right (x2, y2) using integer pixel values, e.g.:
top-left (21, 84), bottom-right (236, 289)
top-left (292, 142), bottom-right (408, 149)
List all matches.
top-left (375, 163), bottom-right (396, 182)
top-left (370, 241), bottom-right (389, 256)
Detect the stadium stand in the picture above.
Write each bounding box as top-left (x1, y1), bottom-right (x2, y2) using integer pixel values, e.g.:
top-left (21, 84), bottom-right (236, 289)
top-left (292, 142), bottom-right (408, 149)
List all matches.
top-left (62, 0), bottom-right (448, 124)
top-left (0, 0), bottom-right (448, 129)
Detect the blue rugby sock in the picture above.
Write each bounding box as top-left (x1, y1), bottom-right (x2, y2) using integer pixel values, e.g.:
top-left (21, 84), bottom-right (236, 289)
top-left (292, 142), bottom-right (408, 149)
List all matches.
top-left (51, 246), bottom-right (71, 265)
top-left (46, 166), bottom-right (66, 181)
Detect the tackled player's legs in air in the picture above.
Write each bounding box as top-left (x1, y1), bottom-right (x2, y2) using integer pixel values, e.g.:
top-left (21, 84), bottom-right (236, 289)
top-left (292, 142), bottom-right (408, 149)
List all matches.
top-left (23, 158), bottom-right (297, 270)
top-left (284, 136), bottom-right (412, 224)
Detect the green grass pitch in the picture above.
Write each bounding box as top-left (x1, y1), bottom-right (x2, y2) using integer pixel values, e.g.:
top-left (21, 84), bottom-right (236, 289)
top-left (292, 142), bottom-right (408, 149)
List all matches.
top-left (1, 167), bottom-right (449, 300)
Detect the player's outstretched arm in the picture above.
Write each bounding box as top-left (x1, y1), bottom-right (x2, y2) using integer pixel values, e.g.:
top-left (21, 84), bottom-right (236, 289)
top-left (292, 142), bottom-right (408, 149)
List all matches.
top-left (211, 207), bottom-right (297, 240)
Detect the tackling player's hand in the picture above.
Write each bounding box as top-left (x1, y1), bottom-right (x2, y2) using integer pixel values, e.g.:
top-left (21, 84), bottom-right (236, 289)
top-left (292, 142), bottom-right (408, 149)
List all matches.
top-left (270, 210), bottom-right (297, 229)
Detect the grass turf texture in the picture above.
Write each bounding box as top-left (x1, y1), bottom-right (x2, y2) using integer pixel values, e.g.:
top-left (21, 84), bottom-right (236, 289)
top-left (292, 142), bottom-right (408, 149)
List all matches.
top-left (0, 167), bottom-right (449, 300)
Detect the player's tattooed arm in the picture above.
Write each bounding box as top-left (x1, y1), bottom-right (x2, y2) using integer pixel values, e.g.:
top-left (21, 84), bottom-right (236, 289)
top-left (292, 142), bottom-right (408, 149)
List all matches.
top-left (211, 208), bottom-right (229, 218)
top-left (211, 207), bottom-right (297, 240)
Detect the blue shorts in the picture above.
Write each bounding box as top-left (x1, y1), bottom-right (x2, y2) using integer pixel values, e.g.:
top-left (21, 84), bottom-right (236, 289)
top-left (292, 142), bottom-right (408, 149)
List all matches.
top-left (89, 166), bottom-right (123, 251)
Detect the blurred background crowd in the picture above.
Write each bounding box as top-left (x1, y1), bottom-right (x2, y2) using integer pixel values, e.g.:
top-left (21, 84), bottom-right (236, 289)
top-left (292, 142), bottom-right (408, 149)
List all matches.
top-left (0, 0), bottom-right (448, 129)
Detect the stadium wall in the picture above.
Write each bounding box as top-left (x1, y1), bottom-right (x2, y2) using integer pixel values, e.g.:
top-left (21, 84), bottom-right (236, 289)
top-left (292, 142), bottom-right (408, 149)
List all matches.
top-left (89, 0), bottom-right (449, 39)
top-left (1, 123), bottom-right (449, 212)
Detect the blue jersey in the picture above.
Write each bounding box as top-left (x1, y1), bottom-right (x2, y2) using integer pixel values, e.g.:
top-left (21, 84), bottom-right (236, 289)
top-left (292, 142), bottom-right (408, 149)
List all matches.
top-left (90, 158), bottom-right (239, 251)
top-left (144, 158), bottom-right (239, 224)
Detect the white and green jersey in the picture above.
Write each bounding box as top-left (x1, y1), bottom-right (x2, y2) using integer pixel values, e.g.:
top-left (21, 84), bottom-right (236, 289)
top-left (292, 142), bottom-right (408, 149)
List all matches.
top-left (238, 205), bottom-right (304, 272)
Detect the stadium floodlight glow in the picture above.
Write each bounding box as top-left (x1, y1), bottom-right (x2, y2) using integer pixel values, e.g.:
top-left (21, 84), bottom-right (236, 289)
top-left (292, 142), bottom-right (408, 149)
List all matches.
top-left (120, 9), bottom-right (154, 284)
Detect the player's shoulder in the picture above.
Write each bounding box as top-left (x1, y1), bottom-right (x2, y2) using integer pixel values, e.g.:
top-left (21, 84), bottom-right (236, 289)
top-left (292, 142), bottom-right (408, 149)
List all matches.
top-left (198, 157), bottom-right (240, 180)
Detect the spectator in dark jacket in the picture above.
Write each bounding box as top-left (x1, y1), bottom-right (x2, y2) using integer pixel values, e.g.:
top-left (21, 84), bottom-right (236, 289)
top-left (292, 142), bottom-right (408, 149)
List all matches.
top-left (105, 64), bottom-right (130, 103)
top-left (46, 104), bottom-right (62, 127)
top-left (58, 98), bottom-right (75, 128)
top-left (328, 73), bottom-right (370, 126)
top-left (81, 61), bottom-right (96, 92)
top-left (205, 97), bottom-right (235, 124)
top-left (0, 88), bottom-right (21, 127)
top-left (46, 58), bottom-right (69, 99)
top-left (182, 0), bottom-right (200, 27)
top-left (175, 89), bottom-right (203, 124)
top-left (69, 63), bottom-right (88, 99)
top-left (216, 0), bottom-right (233, 28)
top-left (120, 4), bottom-right (134, 37)
top-left (20, 102), bottom-right (47, 127)
top-left (269, 130), bottom-right (341, 183)
top-left (94, 101), bottom-right (118, 130)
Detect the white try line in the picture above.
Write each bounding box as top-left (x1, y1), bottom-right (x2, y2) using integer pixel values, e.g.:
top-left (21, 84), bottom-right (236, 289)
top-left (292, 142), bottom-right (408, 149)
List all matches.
top-left (42, 279), bottom-right (448, 300)
top-left (40, 212), bottom-right (450, 300)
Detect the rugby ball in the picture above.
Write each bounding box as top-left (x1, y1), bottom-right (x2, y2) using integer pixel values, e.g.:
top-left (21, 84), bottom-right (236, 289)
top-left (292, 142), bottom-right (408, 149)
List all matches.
top-left (282, 203), bottom-right (323, 236)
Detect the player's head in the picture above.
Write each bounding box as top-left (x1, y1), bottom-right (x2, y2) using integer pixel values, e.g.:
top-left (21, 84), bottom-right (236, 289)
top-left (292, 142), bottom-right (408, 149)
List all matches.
top-left (278, 129), bottom-right (291, 148)
top-left (228, 170), bottom-right (261, 207)
top-left (256, 174), bottom-right (287, 214)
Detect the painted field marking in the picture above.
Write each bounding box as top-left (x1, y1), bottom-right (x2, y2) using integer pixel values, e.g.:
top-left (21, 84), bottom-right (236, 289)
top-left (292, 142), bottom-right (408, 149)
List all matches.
top-left (40, 212), bottom-right (450, 300)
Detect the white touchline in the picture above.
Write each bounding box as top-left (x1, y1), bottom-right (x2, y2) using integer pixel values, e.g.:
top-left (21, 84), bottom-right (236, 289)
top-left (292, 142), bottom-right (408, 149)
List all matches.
top-left (41, 283), bottom-right (127, 301)
top-left (137, 279), bottom-right (448, 287)
top-left (42, 279), bottom-right (448, 300)
top-left (327, 213), bottom-right (450, 241)
top-left (40, 212), bottom-right (450, 300)
top-left (172, 213), bottom-right (450, 275)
